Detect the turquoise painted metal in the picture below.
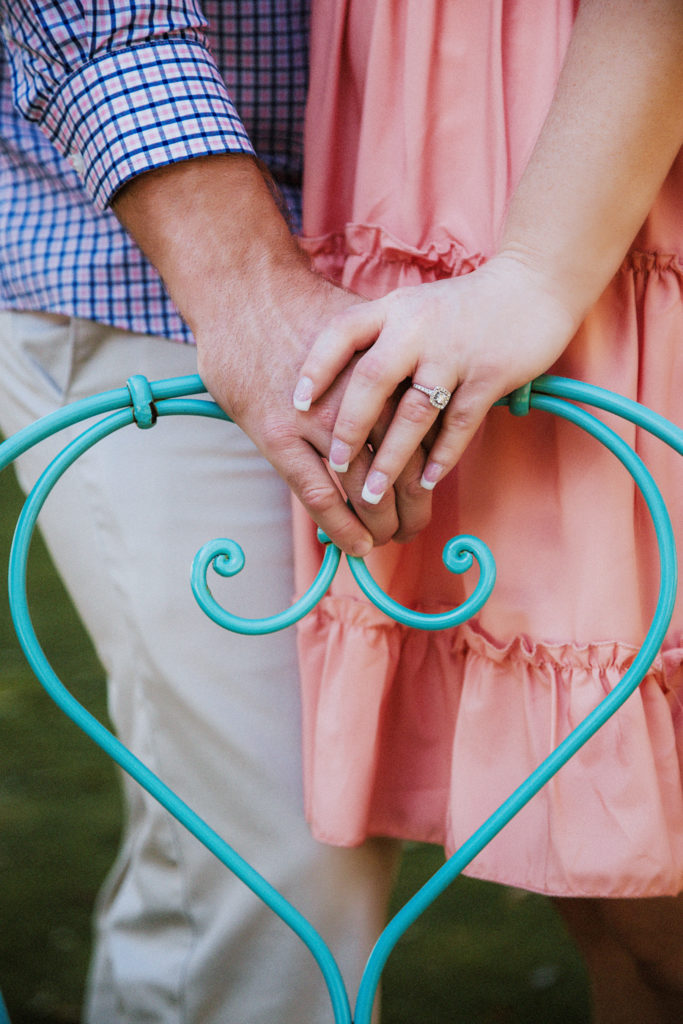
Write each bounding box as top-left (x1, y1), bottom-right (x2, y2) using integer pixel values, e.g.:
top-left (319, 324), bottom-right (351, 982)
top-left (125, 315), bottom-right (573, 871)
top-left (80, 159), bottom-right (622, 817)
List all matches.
top-left (0, 372), bottom-right (681, 1023)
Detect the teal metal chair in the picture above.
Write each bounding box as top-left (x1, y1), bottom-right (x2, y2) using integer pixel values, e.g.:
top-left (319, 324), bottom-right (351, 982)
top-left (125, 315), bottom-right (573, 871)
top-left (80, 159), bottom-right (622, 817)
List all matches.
top-left (0, 374), bottom-right (681, 1024)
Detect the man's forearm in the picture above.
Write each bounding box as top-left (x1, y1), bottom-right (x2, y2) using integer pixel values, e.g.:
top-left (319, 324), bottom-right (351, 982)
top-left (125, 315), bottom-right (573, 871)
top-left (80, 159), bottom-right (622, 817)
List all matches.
top-left (113, 155), bottom-right (304, 346)
top-left (112, 152), bottom-right (416, 554)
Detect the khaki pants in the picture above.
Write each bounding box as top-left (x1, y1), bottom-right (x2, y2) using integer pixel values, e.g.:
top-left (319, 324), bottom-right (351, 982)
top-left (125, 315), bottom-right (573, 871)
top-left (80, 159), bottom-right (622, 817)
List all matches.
top-left (0, 310), bottom-right (395, 1023)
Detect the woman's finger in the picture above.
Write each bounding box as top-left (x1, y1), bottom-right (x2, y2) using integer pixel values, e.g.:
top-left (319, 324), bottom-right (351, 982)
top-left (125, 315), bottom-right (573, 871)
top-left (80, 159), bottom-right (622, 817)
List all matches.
top-left (358, 376), bottom-right (450, 503)
top-left (293, 301), bottom-right (385, 411)
top-left (341, 441), bottom-right (399, 545)
top-left (362, 380), bottom-right (496, 502)
top-left (327, 330), bottom-right (421, 473)
top-left (419, 382), bottom-right (498, 489)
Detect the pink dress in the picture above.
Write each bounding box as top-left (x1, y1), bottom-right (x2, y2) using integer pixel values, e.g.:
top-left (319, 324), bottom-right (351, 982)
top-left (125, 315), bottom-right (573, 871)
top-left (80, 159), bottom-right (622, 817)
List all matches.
top-left (295, 0), bottom-right (683, 897)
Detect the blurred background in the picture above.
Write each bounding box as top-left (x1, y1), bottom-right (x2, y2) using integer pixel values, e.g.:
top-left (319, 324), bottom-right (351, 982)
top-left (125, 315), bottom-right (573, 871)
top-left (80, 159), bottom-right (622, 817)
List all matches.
top-left (0, 446), bottom-right (590, 1023)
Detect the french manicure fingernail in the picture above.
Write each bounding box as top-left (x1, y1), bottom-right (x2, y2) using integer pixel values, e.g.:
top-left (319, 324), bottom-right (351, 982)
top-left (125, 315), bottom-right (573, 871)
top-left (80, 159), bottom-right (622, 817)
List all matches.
top-left (362, 470), bottom-right (388, 505)
top-left (420, 461), bottom-right (444, 491)
top-left (293, 376), bottom-right (314, 411)
top-left (329, 439), bottom-right (351, 473)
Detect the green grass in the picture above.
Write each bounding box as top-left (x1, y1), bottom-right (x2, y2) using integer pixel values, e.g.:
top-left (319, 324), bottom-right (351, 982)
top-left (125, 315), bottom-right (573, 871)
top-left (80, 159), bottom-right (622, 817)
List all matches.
top-left (383, 854), bottom-right (589, 1024)
top-left (0, 456), bottom-right (122, 1023)
top-left (0, 453), bottom-right (590, 1023)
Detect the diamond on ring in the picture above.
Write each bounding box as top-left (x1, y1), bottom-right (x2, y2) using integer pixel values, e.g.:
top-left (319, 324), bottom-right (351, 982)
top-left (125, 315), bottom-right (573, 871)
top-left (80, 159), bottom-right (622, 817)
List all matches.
top-left (411, 382), bottom-right (452, 410)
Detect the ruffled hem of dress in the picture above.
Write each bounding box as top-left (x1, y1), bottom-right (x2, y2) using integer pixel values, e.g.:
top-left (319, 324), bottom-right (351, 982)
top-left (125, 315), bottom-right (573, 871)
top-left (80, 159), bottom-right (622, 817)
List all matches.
top-left (298, 597), bottom-right (683, 897)
top-left (301, 593), bottom-right (683, 681)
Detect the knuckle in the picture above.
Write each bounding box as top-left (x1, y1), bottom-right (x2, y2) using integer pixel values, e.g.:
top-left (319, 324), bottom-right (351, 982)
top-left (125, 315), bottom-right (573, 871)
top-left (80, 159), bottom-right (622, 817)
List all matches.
top-left (327, 515), bottom-right (369, 553)
top-left (444, 405), bottom-right (473, 433)
top-left (259, 415), bottom-right (297, 454)
top-left (323, 304), bottom-right (366, 341)
top-left (384, 285), bottom-right (413, 312)
top-left (443, 387), bottom-right (484, 431)
top-left (398, 473), bottom-right (428, 501)
top-left (328, 304), bottom-right (358, 329)
top-left (354, 351), bottom-right (388, 388)
top-left (400, 390), bottom-right (437, 425)
top-left (334, 412), bottom-right (365, 441)
top-left (298, 480), bottom-right (341, 517)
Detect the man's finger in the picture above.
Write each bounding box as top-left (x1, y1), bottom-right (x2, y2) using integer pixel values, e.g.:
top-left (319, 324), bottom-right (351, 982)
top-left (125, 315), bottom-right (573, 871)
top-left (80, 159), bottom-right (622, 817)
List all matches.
top-left (281, 442), bottom-right (375, 557)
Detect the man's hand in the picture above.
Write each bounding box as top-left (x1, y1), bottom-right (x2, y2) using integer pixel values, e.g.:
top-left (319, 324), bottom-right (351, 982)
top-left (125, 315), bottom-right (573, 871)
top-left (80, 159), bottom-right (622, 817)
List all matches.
top-left (113, 154), bottom-right (432, 553)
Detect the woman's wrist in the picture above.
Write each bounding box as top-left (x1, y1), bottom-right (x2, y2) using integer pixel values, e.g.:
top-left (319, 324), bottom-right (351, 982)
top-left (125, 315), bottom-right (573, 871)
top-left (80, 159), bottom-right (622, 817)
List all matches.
top-left (487, 247), bottom-right (586, 343)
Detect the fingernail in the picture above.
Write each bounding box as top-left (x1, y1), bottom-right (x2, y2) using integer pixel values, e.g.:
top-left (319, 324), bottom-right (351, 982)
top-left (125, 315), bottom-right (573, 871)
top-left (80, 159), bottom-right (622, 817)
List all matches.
top-left (362, 470), bottom-right (388, 505)
top-left (420, 461), bottom-right (444, 490)
top-left (329, 439), bottom-right (351, 473)
top-left (293, 376), bottom-right (314, 411)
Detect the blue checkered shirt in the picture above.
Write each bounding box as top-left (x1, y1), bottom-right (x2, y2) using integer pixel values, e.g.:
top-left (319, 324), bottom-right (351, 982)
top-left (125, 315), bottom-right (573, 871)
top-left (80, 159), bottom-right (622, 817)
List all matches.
top-left (0, 1), bottom-right (309, 342)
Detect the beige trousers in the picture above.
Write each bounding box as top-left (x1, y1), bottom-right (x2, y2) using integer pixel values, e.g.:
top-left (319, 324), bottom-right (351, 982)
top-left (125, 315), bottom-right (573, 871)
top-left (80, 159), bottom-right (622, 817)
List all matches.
top-left (0, 311), bottom-right (395, 1023)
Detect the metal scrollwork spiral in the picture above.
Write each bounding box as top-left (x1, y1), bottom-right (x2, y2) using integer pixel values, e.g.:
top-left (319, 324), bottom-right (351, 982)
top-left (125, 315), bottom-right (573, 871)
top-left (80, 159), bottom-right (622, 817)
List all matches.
top-left (191, 535), bottom-right (341, 635)
top-left (347, 533), bottom-right (496, 630)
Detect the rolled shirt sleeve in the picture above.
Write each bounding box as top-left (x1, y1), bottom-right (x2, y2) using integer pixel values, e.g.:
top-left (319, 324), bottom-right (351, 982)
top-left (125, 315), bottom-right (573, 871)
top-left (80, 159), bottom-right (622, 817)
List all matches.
top-left (1, 1), bottom-right (255, 208)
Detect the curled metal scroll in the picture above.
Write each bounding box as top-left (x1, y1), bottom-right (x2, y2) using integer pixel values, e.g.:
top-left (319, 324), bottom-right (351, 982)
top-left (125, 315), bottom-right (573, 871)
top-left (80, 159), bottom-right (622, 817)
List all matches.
top-left (193, 530), bottom-right (496, 634)
top-left (347, 534), bottom-right (496, 630)
top-left (0, 372), bottom-right (680, 1024)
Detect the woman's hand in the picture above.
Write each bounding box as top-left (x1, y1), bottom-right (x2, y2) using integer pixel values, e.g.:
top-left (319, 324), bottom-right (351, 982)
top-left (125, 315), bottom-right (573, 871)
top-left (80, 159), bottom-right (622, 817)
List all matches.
top-left (295, 0), bottom-right (683, 512)
top-left (293, 254), bottom-right (578, 504)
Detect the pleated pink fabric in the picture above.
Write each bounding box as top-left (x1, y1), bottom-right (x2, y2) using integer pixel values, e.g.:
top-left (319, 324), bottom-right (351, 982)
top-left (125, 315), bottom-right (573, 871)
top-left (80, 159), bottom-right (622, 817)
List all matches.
top-left (295, 0), bottom-right (683, 896)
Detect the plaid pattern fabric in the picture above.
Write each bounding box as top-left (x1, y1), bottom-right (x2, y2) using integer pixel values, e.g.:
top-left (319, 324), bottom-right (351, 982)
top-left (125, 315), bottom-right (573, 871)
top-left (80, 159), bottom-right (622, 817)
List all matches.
top-left (0, 1), bottom-right (308, 342)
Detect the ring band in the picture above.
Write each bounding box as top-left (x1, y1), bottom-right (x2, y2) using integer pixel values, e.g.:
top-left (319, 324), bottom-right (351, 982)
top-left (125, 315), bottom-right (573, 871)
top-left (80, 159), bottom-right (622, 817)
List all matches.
top-left (410, 382), bottom-right (452, 410)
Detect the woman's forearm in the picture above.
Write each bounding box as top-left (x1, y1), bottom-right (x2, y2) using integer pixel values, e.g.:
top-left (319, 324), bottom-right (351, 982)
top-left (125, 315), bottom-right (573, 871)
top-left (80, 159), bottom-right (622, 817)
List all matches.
top-left (501, 0), bottom-right (683, 325)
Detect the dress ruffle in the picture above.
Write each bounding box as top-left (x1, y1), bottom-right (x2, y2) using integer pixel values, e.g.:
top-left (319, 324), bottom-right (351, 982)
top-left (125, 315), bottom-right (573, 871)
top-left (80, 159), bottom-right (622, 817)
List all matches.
top-left (301, 227), bottom-right (683, 302)
top-left (300, 224), bottom-right (485, 298)
top-left (299, 600), bottom-right (683, 896)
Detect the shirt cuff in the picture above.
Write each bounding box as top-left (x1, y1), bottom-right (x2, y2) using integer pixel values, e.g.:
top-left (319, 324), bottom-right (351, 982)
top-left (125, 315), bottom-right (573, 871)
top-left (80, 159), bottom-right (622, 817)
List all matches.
top-left (39, 37), bottom-right (255, 209)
